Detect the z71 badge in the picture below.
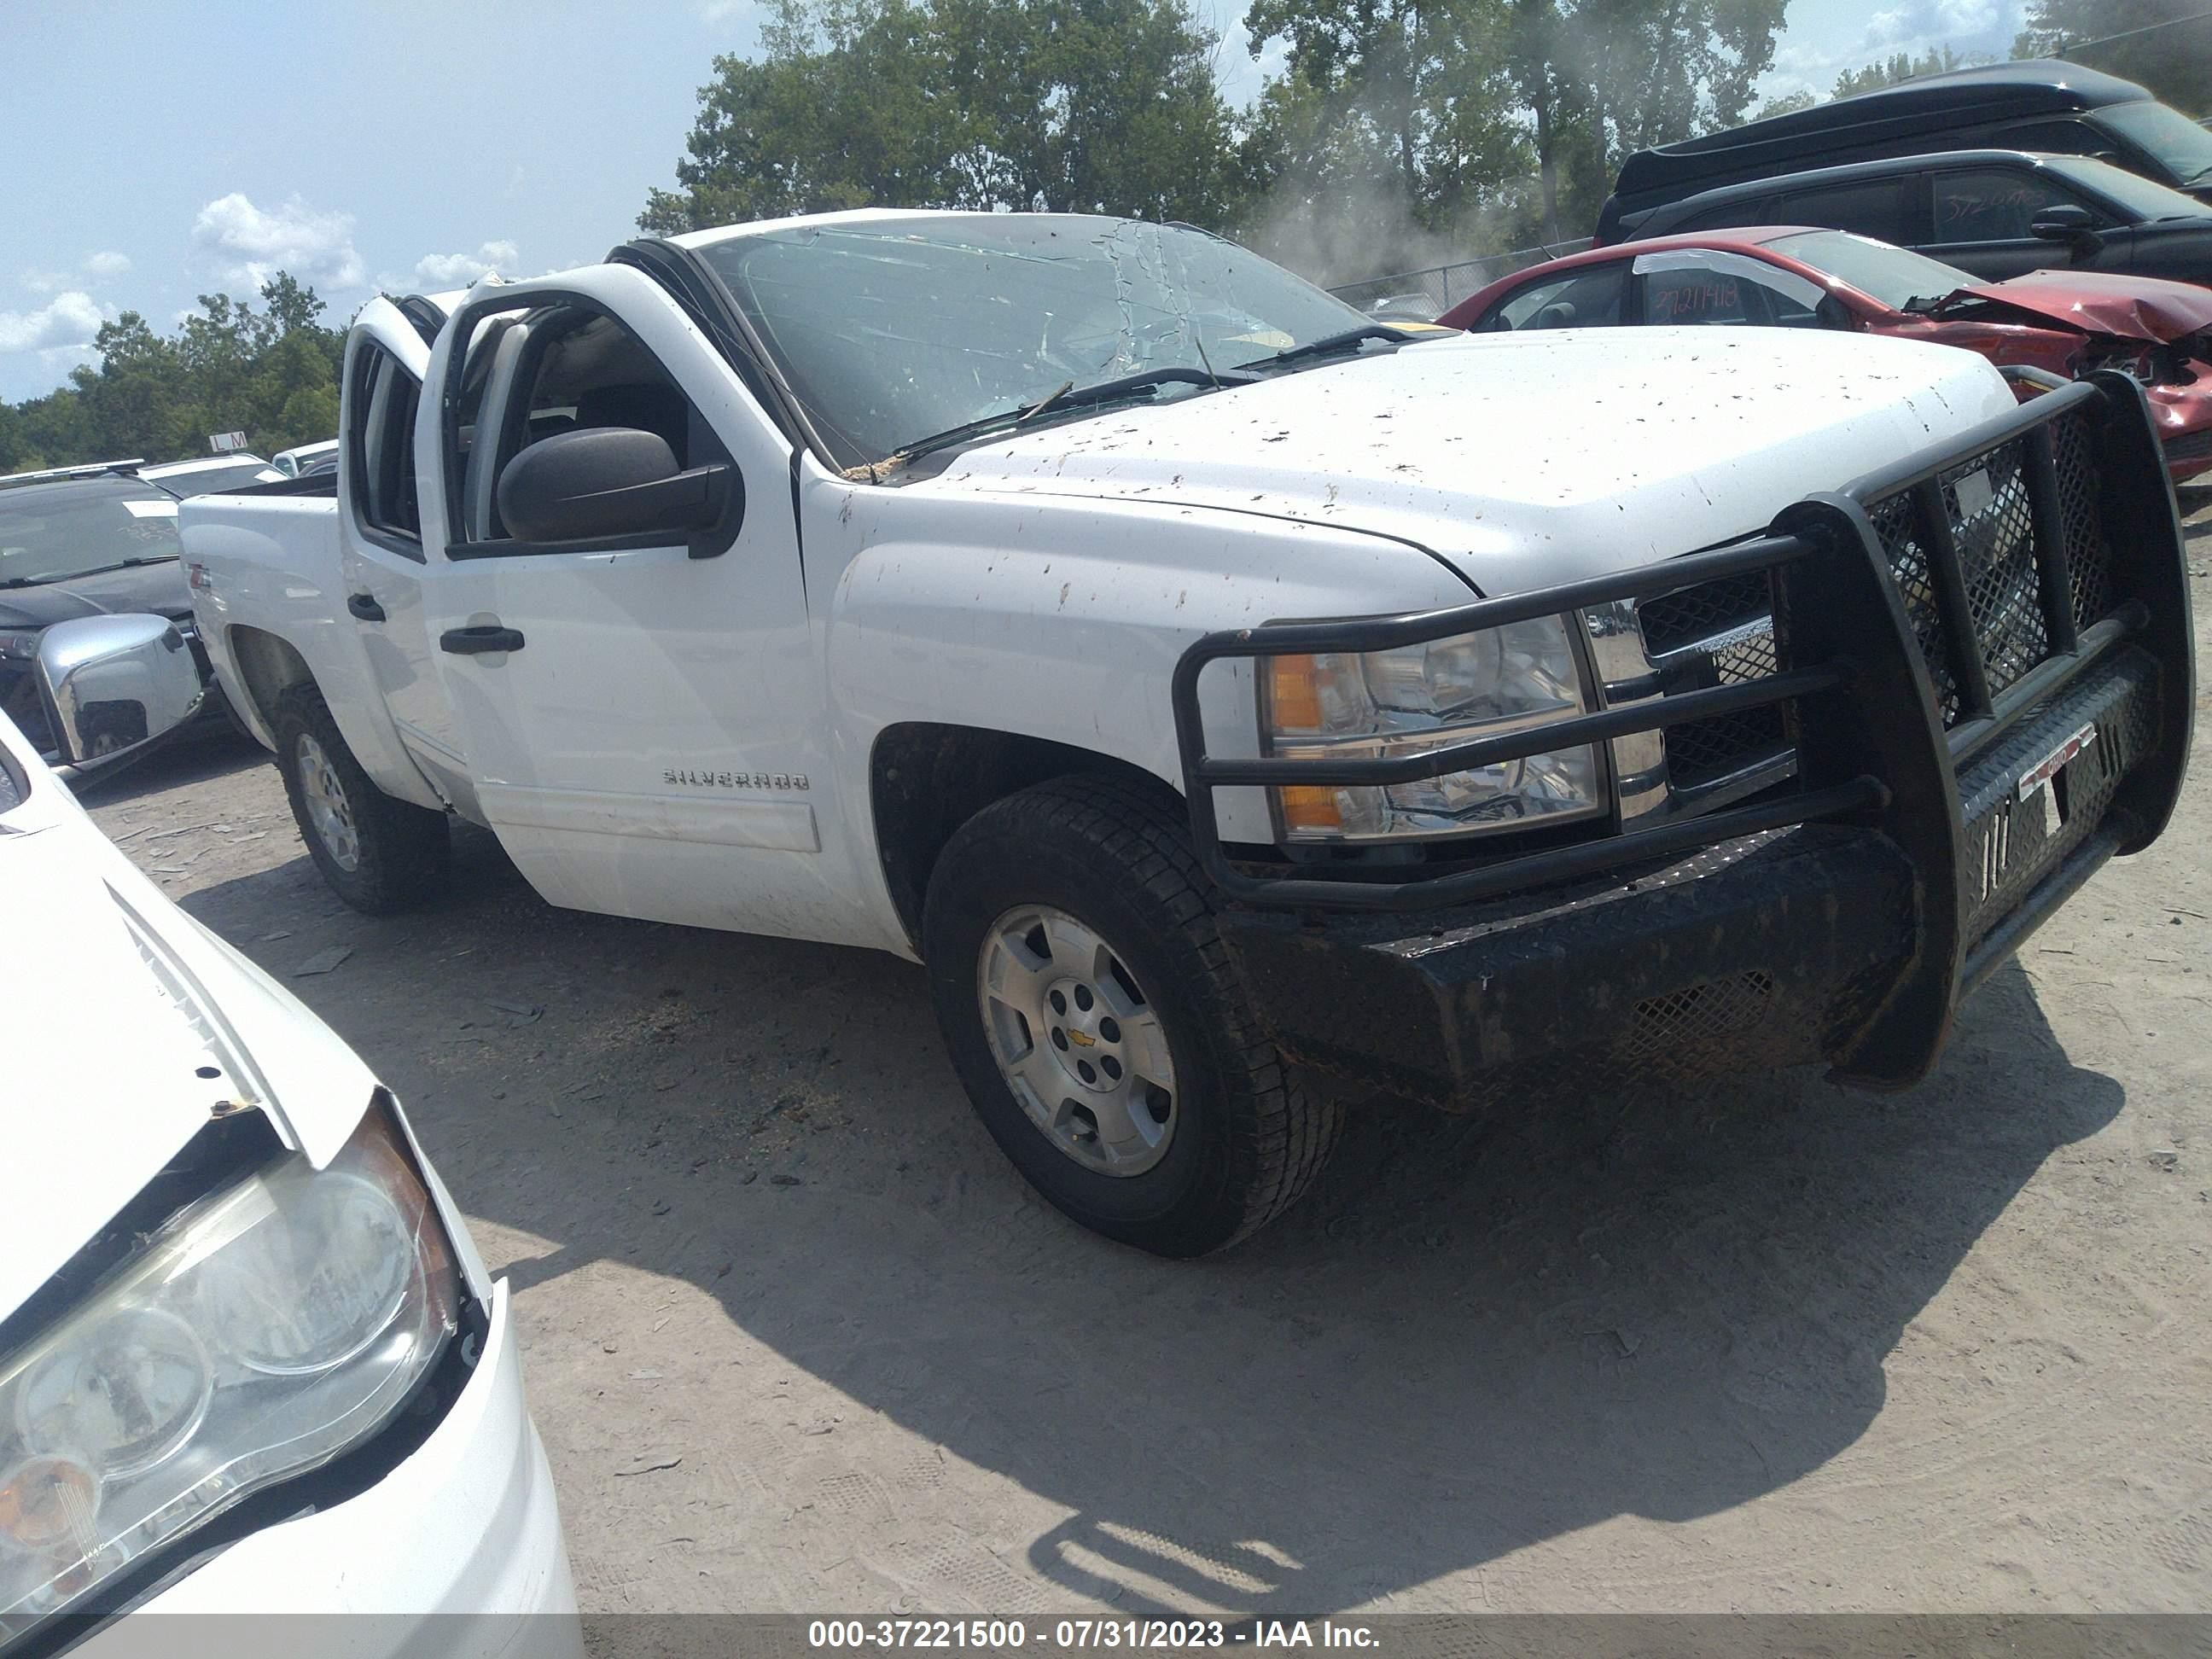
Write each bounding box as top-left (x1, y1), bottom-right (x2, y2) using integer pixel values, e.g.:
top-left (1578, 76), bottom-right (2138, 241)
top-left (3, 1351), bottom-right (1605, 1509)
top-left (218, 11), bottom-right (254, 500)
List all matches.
top-left (664, 769), bottom-right (809, 791)
top-left (2017, 723), bottom-right (2096, 806)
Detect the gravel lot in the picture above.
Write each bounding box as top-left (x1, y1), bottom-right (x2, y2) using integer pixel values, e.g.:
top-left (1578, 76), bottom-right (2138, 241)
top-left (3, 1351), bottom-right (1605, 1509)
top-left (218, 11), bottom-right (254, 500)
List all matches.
top-left (84, 520), bottom-right (2212, 1617)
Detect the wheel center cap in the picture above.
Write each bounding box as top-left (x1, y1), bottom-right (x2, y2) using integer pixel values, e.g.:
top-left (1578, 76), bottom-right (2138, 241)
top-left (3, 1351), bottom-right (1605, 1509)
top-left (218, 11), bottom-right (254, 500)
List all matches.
top-left (1045, 976), bottom-right (1123, 1091)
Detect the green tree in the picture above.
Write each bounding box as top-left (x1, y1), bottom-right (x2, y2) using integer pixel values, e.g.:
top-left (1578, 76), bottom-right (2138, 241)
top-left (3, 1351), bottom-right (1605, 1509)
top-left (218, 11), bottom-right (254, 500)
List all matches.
top-left (1831, 44), bottom-right (1969, 100)
top-left (640, 0), bottom-right (1238, 232)
top-left (2016, 0), bottom-right (2212, 116)
top-left (0, 275), bottom-right (344, 474)
top-left (1753, 88), bottom-right (1816, 119)
top-left (1243, 0), bottom-right (1787, 252)
top-left (1234, 0), bottom-right (1528, 231)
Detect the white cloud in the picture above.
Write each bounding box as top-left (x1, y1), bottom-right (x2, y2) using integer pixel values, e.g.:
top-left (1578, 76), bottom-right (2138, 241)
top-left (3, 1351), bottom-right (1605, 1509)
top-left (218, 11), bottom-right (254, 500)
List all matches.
top-left (22, 252), bottom-right (133, 293)
top-left (38, 343), bottom-right (99, 374)
top-left (1866, 9), bottom-right (1912, 47)
top-left (1936, 0), bottom-right (1999, 31)
top-left (0, 290), bottom-right (104, 355)
top-left (191, 192), bottom-right (364, 292)
top-left (1757, 0), bottom-right (2025, 104)
top-left (396, 239), bottom-right (520, 289)
top-left (1214, 5), bottom-right (1289, 111)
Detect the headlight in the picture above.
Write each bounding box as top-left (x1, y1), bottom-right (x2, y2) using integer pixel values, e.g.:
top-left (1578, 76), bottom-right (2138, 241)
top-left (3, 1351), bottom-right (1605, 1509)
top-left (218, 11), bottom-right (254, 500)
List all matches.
top-left (0, 632), bottom-right (42, 662)
top-left (1261, 616), bottom-right (1604, 842)
top-left (0, 1109), bottom-right (458, 1633)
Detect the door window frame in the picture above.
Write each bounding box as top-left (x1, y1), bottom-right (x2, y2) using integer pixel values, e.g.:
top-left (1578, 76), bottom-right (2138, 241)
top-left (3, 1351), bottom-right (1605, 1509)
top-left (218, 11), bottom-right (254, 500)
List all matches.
top-left (1628, 247), bottom-right (1839, 329)
top-left (1478, 261), bottom-right (1631, 330)
top-left (347, 341), bottom-right (425, 562)
top-left (436, 287), bottom-right (744, 563)
top-left (1926, 163), bottom-right (2106, 250)
top-left (1773, 173), bottom-right (1923, 246)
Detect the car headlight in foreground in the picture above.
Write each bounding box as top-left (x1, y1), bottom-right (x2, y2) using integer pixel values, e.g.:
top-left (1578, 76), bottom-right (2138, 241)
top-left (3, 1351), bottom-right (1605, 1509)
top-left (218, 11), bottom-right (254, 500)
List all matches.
top-left (0, 1109), bottom-right (458, 1635)
top-left (1260, 616), bottom-right (1604, 842)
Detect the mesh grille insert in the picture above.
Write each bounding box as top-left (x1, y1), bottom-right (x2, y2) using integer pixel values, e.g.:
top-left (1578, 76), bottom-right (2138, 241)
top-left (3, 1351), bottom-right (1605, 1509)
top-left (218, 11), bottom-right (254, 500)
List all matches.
top-left (1624, 972), bottom-right (1779, 1071)
top-left (1942, 439), bottom-right (2046, 698)
top-left (1665, 707), bottom-right (1790, 792)
top-left (1633, 570), bottom-right (1786, 792)
top-left (1863, 491), bottom-right (1960, 724)
top-left (2052, 411), bottom-right (2112, 630)
top-left (1601, 401), bottom-right (2120, 810)
top-left (1638, 571), bottom-right (1772, 657)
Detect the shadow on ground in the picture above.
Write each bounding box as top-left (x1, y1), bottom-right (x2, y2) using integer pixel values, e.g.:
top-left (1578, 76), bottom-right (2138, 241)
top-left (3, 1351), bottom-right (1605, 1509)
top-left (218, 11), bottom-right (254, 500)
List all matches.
top-left (65, 725), bottom-right (263, 806)
top-left (178, 838), bottom-right (2122, 1612)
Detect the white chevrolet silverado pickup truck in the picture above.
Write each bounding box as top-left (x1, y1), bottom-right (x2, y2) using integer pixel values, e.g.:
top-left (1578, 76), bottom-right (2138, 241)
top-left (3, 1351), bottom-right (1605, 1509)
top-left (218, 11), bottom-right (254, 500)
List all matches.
top-left (180, 209), bottom-right (2193, 1257)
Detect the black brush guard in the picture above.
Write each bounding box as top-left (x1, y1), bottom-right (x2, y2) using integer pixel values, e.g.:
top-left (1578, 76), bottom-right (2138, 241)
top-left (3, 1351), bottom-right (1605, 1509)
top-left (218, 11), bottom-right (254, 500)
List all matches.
top-left (1169, 374), bottom-right (2192, 1094)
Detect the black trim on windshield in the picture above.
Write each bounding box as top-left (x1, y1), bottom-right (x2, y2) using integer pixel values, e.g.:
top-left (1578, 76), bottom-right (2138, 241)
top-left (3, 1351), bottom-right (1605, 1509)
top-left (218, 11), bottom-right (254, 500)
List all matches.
top-left (611, 237), bottom-right (828, 467)
top-left (398, 294), bottom-right (446, 348)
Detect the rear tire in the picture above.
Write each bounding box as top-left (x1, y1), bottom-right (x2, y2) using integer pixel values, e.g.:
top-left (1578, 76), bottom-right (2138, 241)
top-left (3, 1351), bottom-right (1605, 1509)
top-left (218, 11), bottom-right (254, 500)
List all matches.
top-left (273, 684), bottom-right (449, 914)
top-left (923, 775), bottom-right (1341, 1257)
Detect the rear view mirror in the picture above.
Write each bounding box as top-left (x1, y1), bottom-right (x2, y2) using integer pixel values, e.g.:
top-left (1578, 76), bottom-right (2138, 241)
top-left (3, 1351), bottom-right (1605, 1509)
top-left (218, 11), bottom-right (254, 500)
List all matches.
top-left (496, 426), bottom-right (742, 556)
top-left (2029, 204), bottom-right (2100, 244)
top-left (36, 614), bottom-right (204, 769)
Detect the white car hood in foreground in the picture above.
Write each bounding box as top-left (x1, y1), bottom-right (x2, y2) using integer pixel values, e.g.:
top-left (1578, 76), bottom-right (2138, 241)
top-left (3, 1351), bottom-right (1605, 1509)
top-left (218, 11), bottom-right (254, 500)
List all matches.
top-left (916, 328), bottom-right (2017, 595)
top-left (0, 727), bottom-right (377, 1322)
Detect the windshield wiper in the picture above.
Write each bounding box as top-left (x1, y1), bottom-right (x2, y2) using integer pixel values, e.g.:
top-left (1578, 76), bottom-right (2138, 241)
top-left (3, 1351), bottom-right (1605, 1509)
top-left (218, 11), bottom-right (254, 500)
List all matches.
top-left (0, 555), bottom-right (178, 590)
top-left (1231, 323), bottom-right (1414, 373)
top-left (1901, 290), bottom-right (1972, 316)
top-left (887, 366), bottom-right (1250, 466)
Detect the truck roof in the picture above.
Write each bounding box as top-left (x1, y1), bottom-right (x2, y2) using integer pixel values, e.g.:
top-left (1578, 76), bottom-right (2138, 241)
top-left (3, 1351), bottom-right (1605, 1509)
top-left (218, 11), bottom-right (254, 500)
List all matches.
top-left (667, 207), bottom-right (1160, 253)
top-left (667, 207), bottom-right (954, 249)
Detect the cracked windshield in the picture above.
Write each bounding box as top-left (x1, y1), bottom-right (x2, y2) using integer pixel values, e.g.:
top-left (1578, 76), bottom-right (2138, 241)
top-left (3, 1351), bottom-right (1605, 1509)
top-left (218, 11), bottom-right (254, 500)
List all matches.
top-left (698, 215), bottom-right (1366, 468)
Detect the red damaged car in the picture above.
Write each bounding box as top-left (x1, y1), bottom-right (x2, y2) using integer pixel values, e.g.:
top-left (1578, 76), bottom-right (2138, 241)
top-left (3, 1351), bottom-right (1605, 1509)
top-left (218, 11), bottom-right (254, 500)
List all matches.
top-left (1439, 227), bottom-right (2212, 484)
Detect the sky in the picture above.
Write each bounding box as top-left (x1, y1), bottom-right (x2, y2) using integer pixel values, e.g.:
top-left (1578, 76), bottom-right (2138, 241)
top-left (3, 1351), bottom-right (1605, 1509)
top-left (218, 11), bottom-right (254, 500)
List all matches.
top-left (1, 0), bottom-right (2029, 404)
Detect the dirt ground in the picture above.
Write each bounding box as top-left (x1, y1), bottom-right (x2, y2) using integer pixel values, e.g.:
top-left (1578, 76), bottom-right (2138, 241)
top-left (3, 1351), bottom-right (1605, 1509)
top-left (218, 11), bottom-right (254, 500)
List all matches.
top-left (82, 518), bottom-right (2212, 1617)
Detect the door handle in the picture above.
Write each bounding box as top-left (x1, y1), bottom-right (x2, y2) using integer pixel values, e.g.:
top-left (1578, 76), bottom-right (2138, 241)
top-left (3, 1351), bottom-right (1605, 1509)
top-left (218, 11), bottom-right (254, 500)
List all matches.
top-left (439, 624), bottom-right (526, 655)
top-left (346, 592), bottom-right (387, 622)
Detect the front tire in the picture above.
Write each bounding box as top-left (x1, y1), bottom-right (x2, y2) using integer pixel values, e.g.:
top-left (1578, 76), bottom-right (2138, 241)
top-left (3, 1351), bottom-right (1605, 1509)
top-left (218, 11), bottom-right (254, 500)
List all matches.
top-left (923, 776), bottom-right (1340, 1257)
top-left (273, 684), bottom-right (449, 914)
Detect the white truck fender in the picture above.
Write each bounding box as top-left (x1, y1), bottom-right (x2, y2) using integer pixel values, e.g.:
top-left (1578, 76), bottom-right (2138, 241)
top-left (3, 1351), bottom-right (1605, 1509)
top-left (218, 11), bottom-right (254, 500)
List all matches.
top-left (812, 476), bottom-right (1478, 853)
top-left (185, 493), bottom-right (441, 810)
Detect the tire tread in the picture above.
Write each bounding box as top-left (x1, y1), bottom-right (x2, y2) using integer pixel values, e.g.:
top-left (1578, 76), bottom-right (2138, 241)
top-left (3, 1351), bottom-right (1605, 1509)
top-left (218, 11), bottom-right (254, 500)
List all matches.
top-left (273, 684), bottom-right (449, 915)
top-left (928, 773), bottom-right (1340, 1254)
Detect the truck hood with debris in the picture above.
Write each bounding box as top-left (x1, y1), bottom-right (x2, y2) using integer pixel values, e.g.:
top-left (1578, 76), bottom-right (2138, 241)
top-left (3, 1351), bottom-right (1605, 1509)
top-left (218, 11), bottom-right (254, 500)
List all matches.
top-left (911, 328), bottom-right (2016, 597)
top-left (0, 713), bottom-right (378, 1321)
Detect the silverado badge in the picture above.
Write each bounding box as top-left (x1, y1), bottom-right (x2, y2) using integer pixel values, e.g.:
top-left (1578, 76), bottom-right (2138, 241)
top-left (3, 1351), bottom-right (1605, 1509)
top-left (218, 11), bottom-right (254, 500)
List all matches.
top-left (663, 769), bottom-right (810, 791)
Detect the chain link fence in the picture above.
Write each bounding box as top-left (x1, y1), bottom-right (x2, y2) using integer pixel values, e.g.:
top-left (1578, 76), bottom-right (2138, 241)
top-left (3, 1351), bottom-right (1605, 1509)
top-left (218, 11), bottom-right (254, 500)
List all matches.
top-left (1327, 239), bottom-right (1593, 318)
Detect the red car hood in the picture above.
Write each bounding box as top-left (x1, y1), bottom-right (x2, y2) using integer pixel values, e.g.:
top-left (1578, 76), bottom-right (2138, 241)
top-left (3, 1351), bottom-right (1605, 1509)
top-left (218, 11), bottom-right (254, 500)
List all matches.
top-left (1956, 270), bottom-right (2212, 342)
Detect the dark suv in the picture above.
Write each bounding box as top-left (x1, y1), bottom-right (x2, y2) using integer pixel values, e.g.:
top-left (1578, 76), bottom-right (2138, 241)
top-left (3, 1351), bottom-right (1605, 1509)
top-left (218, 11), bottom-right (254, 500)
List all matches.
top-left (1600, 61), bottom-right (2212, 241)
top-left (1603, 149), bottom-right (2212, 288)
top-left (0, 466), bottom-right (224, 760)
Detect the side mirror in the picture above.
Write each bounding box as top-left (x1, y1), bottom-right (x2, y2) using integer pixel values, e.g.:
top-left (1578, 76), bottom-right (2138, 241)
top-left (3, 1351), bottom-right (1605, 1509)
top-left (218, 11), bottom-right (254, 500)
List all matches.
top-left (2029, 204), bottom-right (2100, 245)
top-left (495, 426), bottom-right (742, 556)
top-left (36, 614), bottom-right (204, 768)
